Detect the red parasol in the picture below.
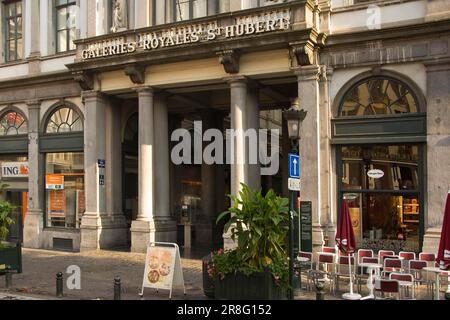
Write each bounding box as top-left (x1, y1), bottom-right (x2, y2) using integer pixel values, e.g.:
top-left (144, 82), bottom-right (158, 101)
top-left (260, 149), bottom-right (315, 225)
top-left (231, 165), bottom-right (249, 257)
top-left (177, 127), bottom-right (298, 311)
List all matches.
top-left (336, 199), bottom-right (360, 300)
top-left (336, 199), bottom-right (356, 255)
top-left (437, 191), bottom-right (450, 271)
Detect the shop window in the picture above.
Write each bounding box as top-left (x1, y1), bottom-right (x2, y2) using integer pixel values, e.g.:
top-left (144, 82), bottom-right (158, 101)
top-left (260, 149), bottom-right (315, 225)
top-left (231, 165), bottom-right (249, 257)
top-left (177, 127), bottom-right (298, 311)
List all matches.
top-left (3, 0), bottom-right (23, 61)
top-left (0, 111), bottom-right (27, 135)
top-left (45, 152), bottom-right (84, 229)
top-left (45, 107), bottom-right (83, 134)
top-left (341, 145), bottom-right (421, 252)
top-left (340, 78), bottom-right (418, 117)
top-left (56, 0), bottom-right (77, 53)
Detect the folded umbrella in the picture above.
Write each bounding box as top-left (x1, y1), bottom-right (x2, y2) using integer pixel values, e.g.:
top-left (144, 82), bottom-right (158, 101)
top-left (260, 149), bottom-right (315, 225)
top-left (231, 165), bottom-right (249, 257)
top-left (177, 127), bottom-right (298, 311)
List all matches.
top-left (336, 199), bottom-right (361, 300)
top-left (437, 191), bottom-right (450, 271)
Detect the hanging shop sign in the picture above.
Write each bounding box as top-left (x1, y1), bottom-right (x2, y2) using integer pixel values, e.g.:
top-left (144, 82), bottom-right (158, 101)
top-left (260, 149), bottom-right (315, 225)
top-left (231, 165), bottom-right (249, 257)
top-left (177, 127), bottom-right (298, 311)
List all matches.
top-left (367, 169), bottom-right (385, 179)
top-left (1, 162), bottom-right (29, 178)
top-left (81, 9), bottom-right (291, 60)
top-left (140, 242), bottom-right (185, 299)
top-left (46, 174), bottom-right (65, 190)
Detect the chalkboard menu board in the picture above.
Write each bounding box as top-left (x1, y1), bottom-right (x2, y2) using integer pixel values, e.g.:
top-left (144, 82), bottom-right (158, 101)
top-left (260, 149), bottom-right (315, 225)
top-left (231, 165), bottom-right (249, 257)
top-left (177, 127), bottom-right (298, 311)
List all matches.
top-left (300, 201), bottom-right (313, 252)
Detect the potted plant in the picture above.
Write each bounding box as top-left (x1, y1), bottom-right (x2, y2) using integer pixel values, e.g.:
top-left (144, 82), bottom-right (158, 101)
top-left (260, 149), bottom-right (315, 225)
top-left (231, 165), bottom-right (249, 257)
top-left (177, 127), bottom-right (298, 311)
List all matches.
top-left (209, 184), bottom-right (289, 300)
top-left (0, 184), bottom-right (22, 274)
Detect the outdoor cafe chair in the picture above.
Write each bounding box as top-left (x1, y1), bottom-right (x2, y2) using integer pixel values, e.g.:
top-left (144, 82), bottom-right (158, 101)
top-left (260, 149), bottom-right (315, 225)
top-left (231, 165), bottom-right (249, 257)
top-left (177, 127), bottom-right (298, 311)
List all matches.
top-left (323, 246), bottom-right (337, 254)
top-left (356, 256), bottom-right (379, 292)
top-left (296, 251), bottom-right (314, 291)
top-left (382, 258), bottom-right (402, 278)
top-left (378, 250), bottom-right (395, 265)
top-left (316, 252), bottom-right (336, 293)
top-left (376, 279), bottom-right (401, 300)
top-left (389, 273), bottom-right (415, 299)
top-left (399, 251), bottom-right (416, 272)
top-left (333, 255), bottom-right (357, 293)
top-left (409, 260), bottom-right (432, 297)
top-left (357, 249), bottom-right (374, 265)
top-left (419, 252), bottom-right (438, 296)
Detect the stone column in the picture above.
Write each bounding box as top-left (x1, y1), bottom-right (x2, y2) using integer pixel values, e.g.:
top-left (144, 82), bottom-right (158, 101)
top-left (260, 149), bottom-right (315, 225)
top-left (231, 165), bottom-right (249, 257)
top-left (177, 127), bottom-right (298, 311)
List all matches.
top-left (153, 95), bottom-right (177, 241)
top-left (214, 113), bottom-right (226, 250)
top-left (26, 0), bottom-right (40, 74)
top-left (224, 76), bottom-right (261, 249)
top-left (198, 110), bottom-right (217, 247)
top-left (81, 91), bottom-right (124, 250)
top-left (422, 62), bottom-right (450, 254)
top-left (131, 87), bottom-right (155, 252)
top-left (104, 98), bottom-right (128, 247)
top-left (246, 85), bottom-right (261, 191)
top-left (228, 76), bottom-right (249, 197)
top-left (24, 100), bottom-right (43, 249)
top-left (131, 89), bottom-right (176, 253)
top-left (135, 0), bottom-right (150, 28)
top-left (319, 66), bottom-right (334, 246)
top-left (294, 65), bottom-right (325, 252)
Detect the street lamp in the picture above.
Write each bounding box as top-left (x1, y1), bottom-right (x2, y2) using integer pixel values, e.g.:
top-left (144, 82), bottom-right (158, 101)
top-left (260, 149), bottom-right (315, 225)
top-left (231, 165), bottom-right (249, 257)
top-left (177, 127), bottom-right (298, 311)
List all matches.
top-left (283, 97), bottom-right (307, 301)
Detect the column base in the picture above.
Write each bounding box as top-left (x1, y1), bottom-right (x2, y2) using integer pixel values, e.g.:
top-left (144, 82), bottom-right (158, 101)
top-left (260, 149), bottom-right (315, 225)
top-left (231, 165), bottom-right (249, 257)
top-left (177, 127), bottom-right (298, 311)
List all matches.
top-left (422, 227), bottom-right (442, 255)
top-left (80, 213), bottom-right (128, 251)
top-left (23, 209), bottom-right (43, 249)
top-left (130, 217), bottom-right (177, 253)
top-left (312, 223), bottom-right (325, 253)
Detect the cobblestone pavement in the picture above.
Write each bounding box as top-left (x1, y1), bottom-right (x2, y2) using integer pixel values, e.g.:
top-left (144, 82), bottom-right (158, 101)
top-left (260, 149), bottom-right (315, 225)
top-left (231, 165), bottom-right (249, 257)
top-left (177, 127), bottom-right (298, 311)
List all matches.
top-left (0, 248), bottom-right (206, 300)
top-left (0, 249), bottom-right (446, 300)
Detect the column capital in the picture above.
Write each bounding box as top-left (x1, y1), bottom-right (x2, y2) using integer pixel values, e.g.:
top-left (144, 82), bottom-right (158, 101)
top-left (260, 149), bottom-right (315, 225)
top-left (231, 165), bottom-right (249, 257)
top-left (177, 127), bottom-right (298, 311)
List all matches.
top-left (223, 75), bottom-right (247, 87)
top-left (293, 65), bottom-right (322, 82)
top-left (25, 99), bottom-right (41, 109)
top-left (134, 85), bottom-right (154, 95)
top-left (82, 90), bottom-right (105, 102)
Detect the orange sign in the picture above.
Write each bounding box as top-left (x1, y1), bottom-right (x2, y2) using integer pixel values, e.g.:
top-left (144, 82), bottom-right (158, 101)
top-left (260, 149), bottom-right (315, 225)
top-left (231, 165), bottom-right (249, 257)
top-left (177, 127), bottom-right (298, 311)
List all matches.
top-left (46, 174), bottom-right (64, 190)
top-left (49, 190), bottom-right (66, 216)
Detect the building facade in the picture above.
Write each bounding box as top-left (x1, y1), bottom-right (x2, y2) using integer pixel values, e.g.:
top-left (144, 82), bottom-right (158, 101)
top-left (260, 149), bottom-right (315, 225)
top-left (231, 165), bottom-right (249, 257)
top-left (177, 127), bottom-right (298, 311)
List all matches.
top-left (0, 0), bottom-right (449, 254)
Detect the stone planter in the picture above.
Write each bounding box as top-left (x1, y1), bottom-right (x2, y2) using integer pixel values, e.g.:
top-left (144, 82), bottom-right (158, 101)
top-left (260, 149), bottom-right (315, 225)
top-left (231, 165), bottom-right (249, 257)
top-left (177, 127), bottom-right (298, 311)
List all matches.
top-left (0, 242), bottom-right (22, 273)
top-left (215, 269), bottom-right (287, 300)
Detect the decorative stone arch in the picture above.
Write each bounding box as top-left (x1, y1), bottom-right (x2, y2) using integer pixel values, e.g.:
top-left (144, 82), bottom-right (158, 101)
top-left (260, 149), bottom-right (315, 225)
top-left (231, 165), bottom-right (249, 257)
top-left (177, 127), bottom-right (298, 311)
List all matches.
top-left (0, 105), bottom-right (29, 136)
top-left (332, 68), bottom-right (427, 119)
top-left (40, 100), bottom-right (85, 134)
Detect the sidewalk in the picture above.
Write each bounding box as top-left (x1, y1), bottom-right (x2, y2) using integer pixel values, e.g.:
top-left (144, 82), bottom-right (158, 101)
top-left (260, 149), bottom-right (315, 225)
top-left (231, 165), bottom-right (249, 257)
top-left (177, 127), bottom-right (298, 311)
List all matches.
top-left (0, 248), bottom-right (206, 300)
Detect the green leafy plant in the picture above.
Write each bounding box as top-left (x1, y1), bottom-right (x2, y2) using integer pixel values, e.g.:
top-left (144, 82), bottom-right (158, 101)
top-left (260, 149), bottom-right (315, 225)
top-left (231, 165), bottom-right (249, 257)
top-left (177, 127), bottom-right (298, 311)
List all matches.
top-left (212, 183), bottom-right (290, 287)
top-left (0, 184), bottom-right (15, 249)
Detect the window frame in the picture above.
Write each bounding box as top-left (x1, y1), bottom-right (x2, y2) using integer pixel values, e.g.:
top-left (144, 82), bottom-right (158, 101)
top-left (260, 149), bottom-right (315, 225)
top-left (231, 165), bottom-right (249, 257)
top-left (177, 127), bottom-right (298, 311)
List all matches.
top-left (3, 0), bottom-right (23, 62)
top-left (55, 0), bottom-right (77, 53)
top-left (0, 110), bottom-right (28, 136)
top-left (44, 105), bottom-right (83, 134)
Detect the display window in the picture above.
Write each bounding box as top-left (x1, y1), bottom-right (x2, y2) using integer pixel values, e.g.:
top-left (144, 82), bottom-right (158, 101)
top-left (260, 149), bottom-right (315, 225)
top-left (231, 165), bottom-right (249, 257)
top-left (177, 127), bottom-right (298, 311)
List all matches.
top-left (45, 152), bottom-right (84, 229)
top-left (339, 145), bottom-right (422, 252)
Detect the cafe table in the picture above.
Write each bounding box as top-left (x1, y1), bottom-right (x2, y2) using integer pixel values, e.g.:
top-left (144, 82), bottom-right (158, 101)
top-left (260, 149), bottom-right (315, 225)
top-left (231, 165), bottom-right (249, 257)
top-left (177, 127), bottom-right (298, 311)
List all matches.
top-left (423, 267), bottom-right (450, 300)
top-left (358, 263), bottom-right (383, 300)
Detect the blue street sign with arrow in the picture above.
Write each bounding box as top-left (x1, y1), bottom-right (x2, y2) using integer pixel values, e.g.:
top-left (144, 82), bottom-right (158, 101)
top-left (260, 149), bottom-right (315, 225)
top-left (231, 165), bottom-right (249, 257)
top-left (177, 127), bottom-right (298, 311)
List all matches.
top-left (288, 154), bottom-right (300, 179)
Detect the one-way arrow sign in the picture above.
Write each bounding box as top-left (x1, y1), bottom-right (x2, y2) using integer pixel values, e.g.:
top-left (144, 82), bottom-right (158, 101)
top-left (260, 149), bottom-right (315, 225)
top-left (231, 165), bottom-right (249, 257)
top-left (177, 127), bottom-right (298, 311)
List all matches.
top-left (288, 153), bottom-right (300, 179)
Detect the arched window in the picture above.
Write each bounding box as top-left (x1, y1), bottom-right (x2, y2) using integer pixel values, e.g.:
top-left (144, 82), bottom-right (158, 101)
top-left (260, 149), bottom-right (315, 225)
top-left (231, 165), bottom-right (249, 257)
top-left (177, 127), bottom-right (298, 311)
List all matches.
top-left (45, 107), bottom-right (83, 133)
top-left (340, 77), bottom-right (418, 117)
top-left (0, 111), bottom-right (28, 136)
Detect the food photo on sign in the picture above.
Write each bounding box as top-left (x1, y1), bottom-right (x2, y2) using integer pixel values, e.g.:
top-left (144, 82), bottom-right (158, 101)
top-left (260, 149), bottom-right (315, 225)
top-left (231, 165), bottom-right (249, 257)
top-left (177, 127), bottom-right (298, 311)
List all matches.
top-left (145, 247), bottom-right (176, 288)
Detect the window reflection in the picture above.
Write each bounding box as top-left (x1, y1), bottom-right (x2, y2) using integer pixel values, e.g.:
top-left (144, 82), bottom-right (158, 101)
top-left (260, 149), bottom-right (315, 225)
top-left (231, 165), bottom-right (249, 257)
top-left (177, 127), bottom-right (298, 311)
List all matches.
top-left (342, 145), bottom-right (419, 191)
top-left (340, 78), bottom-right (418, 117)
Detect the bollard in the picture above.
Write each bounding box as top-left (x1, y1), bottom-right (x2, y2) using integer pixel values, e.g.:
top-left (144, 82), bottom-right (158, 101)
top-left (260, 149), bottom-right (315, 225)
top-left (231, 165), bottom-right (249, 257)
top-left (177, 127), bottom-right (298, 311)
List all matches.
top-left (315, 280), bottom-right (325, 301)
top-left (114, 276), bottom-right (121, 300)
top-left (56, 272), bottom-right (64, 298)
top-left (5, 266), bottom-right (12, 289)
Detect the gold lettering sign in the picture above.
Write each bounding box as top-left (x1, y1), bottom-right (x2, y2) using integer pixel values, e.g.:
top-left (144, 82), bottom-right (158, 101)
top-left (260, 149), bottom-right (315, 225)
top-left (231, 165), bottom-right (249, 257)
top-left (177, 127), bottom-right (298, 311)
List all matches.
top-left (81, 9), bottom-right (291, 60)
